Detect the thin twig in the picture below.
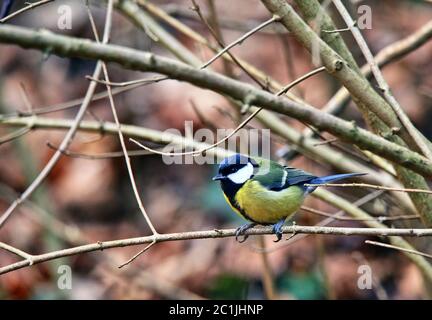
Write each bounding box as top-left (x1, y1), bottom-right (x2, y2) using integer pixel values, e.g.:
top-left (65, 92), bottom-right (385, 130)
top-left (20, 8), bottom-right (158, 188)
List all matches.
top-left (365, 240), bottom-right (432, 260)
top-left (87, 1), bottom-right (159, 266)
top-left (85, 74), bottom-right (168, 87)
top-left (190, 99), bottom-right (218, 130)
top-left (0, 74), bottom-right (169, 119)
top-left (0, 83), bottom-right (34, 145)
top-left (86, 1), bottom-right (158, 239)
top-left (117, 240), bottom-right (156, 268)
top-left (0, 242), bottom-right (34, 262)
top-left (100, 59), bottom-right (159, 236)
top-left (46, 142), bottom-right (154, 159)
top-left (278, 34), bottom-right (304, 98)
top-left (0, 0), bottom-right (54, 23)
top-left (161, 3), bottom-right (288, 34)
top-left (278, 66), bottom-right (326, 95)
top-left (205, 0), bottom-right (236, 80)
top-left (199, 14), bottom-right (281, 69)
top-left (301, 205), bottom-right (419, 222)
top-left (18, 82), bottom-right (33, 112)
top-left (322, 22), bottom-right (355, 33)
top-left (305, 182), bottom-right (432, 195)
top-left (0, 126), bottom-right (32, 145)
top-left (190, 0), bottom-right (268, 89)
top-left (312, 137), bottom-right (338, 146)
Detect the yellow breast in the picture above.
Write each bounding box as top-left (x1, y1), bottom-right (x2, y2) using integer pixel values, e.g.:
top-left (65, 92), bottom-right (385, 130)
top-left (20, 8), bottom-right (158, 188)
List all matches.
top-left (233, 180), bottom-right (305, 224)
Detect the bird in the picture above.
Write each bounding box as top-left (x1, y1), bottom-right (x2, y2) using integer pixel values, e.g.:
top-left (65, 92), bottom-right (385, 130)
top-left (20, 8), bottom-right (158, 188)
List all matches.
top-left (0, 0), bottom-right (13, 19)
top-left (213, 154), bottom-right (366, 242)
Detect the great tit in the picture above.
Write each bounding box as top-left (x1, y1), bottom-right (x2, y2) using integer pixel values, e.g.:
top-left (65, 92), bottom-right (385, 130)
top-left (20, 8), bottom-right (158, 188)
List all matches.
top-left (213, 154), bottom-right (366, 242)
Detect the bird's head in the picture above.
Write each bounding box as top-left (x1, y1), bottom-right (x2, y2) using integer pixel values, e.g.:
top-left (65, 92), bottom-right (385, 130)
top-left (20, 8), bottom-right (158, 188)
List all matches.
top-left (213, 154), bottom-right (259, 185)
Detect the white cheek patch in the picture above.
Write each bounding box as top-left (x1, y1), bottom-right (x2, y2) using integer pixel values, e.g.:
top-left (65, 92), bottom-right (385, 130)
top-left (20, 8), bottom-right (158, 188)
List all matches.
top-left (227, 162), bottom-right (254, 184)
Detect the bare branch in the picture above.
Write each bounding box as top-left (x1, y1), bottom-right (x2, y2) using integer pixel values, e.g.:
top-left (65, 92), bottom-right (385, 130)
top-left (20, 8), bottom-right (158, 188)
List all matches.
top-left (332, 0), bottom-right (432, 161)
top-left (2, 225), bottom-right (432, 275)
top-left (2, 25), bottom-right (431, 176)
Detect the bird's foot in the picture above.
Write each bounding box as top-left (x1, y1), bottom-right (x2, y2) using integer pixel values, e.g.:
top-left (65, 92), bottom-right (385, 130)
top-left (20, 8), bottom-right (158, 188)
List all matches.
top-left (235, 223), bottom-right (256, 243)
top-left (271, 219), bottom-right (286, 242)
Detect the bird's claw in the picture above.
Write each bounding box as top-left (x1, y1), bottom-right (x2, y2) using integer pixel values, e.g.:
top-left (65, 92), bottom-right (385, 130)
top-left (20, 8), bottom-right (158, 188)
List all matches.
top-left (235, 223), bottom-right (256, 243)
top-left (272, 219), bottom-right (285, 242)
top-left (273, 232), bottom-right (282, 242)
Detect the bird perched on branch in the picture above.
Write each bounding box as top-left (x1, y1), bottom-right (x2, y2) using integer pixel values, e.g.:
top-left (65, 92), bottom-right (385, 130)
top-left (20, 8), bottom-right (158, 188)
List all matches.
top-left (213, 154), bottom-right (366, 242)
top-left (0, 0), bottom-right (13, 19)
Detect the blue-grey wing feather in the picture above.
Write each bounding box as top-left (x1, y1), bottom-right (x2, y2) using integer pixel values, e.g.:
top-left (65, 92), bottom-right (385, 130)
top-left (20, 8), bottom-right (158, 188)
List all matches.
top-left (283, 167), bottom-right (316, 186)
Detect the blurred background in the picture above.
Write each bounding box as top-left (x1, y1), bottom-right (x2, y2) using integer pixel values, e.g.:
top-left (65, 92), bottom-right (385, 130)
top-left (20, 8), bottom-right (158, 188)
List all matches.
top-left (0, 0), bottom-right (432, 299)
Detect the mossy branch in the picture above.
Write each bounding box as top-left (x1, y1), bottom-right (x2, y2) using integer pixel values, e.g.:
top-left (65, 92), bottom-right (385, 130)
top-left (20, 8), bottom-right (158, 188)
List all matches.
top-left (0, 25), bottom-right (432, 177)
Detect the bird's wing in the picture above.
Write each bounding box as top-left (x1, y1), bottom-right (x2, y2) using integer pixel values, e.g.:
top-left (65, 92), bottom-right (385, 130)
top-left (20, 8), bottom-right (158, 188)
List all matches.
top-left (283, 167), bottom-right (317, 186)
top-left (252, 160), bottom-right (316, 191)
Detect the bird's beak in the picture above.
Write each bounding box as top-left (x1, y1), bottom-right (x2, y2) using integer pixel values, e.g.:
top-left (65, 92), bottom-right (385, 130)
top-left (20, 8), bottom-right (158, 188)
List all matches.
top-left (212, 174), bottom-right (225, 181)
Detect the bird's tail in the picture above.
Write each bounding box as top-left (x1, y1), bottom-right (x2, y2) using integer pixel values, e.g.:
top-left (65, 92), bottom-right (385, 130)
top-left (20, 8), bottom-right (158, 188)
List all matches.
top-left (0, 1), bottom-right (13, 19)
top-left (311, 173), bottom-right (366, 185)
top-left (306, 173), bottom-right (366, 193)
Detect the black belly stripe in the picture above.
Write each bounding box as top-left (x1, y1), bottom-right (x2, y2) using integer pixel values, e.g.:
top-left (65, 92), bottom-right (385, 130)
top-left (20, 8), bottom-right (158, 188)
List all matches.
top-left (225, 191), bottom-right (261, 224)
top-left (220, 180), bottom-right (261, 224)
